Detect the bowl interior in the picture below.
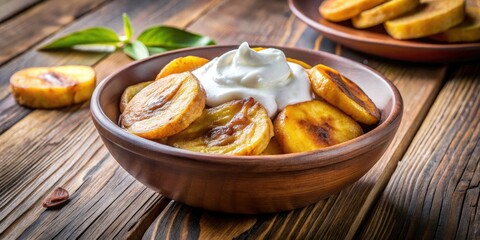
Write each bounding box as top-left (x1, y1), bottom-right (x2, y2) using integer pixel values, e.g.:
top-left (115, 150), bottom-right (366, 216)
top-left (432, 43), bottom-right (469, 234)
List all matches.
top-left (93, 45), bottom-right (400, 168)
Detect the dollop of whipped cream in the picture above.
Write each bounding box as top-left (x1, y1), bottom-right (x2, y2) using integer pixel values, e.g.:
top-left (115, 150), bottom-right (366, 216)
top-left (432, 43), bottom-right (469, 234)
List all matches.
top-left (192, 42), bottom-right (313, 117)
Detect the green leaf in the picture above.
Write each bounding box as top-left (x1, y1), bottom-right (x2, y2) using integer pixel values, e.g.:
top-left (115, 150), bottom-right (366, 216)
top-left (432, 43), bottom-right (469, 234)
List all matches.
top-left (123, 13), bottom-right (134, 41)
top-left (137, 26), bottom-right (215, 49)
top-left (39, 27), bottom-right (120, 50)
top-left (123, 41), bottom-right (150, 60)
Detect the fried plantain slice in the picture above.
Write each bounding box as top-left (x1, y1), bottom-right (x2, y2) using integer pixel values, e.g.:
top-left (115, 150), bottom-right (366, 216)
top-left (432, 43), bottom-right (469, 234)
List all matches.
top-left (122, 72), bottom-right (205, 139)
top-left (308, 64), bottom-right (380, 125)
top-left (319, 0), bottom-right (388, 22)
top-left (119, 81), bottom-right (153, 113)
top-left (352, 0), bottom-right (419, 28)
top-left (155, 56), bottom-right (210, 80)
top-left (431, 0), bottom-right (480, 43)
top-left (274, 100), bottom-right (363, 153)
top-left (10, 65), bottom-right (95, 108)
top-left (168, 97), bottom-right (274, 155)
top-left (384, 0), bottom-right (465, 39)
top-left (260, 137), bottom-right (284, 155)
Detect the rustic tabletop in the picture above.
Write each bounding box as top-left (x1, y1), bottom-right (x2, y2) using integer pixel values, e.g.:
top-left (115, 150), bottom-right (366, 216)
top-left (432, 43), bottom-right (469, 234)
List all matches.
top-left (1, 0), bottom-right (479, 239)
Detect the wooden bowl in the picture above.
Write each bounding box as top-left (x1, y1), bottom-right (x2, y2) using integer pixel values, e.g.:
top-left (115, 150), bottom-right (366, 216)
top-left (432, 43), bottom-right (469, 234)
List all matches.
top-left (90, 45), bottom-right (403, 214)
top-left (289, 0), bottom-right (480, 62)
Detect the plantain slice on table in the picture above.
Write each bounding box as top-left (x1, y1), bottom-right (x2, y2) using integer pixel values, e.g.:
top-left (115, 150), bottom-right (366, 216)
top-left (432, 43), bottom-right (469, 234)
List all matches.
top-left (120, 81), bottom-right (153, 113)
top-left (155, 56), bottom-right (210, 80)
top-left (319, 0), bottom-right (388, 22)
top-left (168, 97), bottom-right (274, 155)
top-left (122, 72), bottom-right (206, 139)
top-left (308, 64), bottom-right (380, 125)
top-left (431, 0), bottom-right (480, 43)
top-left (352, 0), bottom-right (419, 29)
top-left (274, 100), bottom-right (363, 154)
top-left (10, 65), bottom-right (96, 108)
top-left (384, 0), bottom-right (465, 39)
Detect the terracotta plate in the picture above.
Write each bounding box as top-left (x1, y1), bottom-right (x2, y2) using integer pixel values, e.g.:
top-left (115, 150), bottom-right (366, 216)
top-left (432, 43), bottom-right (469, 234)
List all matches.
top-left (288, 0), bottom-right (480, 62)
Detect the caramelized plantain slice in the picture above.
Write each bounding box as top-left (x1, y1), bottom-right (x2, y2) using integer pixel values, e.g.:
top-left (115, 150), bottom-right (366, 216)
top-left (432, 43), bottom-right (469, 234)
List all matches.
top-left (274, 100), bottom-right (363, 153)
top-left (431, 0), bottom-right (480, 43)
top-left (308, 64), bottom-right (380, 125)
top-left (156, 56), bottom-right (210, 80)
top-left (122, 72), bottom-right (205, 139)
top-left (384, 0), bottom-right (465, 39)
top-left (260, 137), bottom-right (284, 155)
top-left (352, 0), bottom-right (419, 29)
top-left (319, 0), bottom-right (388, 22)
top-left (168, 97), bottom-right (274, 155)
top-left (119, 81), bottom-right (153, 113)
top-left (9, 65), bottom-right (96, 108)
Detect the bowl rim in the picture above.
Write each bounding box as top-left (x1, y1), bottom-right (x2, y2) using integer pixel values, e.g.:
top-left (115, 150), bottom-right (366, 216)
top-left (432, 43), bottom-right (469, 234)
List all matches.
top-left (91, 44), bottom-right (403, 172)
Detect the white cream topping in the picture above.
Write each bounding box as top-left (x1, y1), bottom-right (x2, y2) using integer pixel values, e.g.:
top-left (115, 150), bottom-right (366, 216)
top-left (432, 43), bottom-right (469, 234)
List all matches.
top-left (192, 42), bottom-right (313, 117)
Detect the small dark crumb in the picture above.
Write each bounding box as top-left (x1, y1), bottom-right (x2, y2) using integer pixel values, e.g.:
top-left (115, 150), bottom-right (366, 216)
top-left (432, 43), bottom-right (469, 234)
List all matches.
top-left (43, 187), bottom-right (70, 209)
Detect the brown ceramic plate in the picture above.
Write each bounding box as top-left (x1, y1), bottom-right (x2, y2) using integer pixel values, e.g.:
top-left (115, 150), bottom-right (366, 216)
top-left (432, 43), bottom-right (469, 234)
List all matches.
top-left (91, 45), bottom-right (403, 214)
top-left (289, 0), bottom-right (480, 62)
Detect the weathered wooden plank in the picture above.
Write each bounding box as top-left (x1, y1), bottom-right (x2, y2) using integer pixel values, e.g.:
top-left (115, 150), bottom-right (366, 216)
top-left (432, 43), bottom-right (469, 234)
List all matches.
top-left (143, 0), bottom-right (448, 239)
top-left (0, 0), bottom-right (43, 22)
top-left (188, 0), bottom-right (305, 45)
top-left (0, 0), bottom-right (220, 238)
top-left (359, 63), bottom-right (480, 239)
top-left (0, 0), bottom-right (113, 65)
top-left (0, 0), bottom-right (217, 134)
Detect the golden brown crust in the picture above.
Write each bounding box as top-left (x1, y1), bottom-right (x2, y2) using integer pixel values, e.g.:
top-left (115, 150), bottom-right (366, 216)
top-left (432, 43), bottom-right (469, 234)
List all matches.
top-left (308, 64), bottom-right (380, 125)
top-left (384, 0), bottom-right (465, 39)
top-left (274, 100), bottom-right (363, 153)
top-left (156, 56), bottom-right (209, 80)
top-left (431, 0), bottom-right (480, 42)
top-left (352, 0), bottom-right (420, 28)
top-left (9, 66), bottom-right (96, 108)
top-left (168, 97), bottom-right (274, 155)
top-left (319, 0), bottom-right (388, 22)
top-left (119, 81), bottom-right (153, 113)
top-left (122, 72), bottom-right (206, 139)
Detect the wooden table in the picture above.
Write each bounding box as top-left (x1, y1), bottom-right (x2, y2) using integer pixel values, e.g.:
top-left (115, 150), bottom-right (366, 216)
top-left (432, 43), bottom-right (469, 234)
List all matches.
top-left (1, 0), bottom-right (479, 239)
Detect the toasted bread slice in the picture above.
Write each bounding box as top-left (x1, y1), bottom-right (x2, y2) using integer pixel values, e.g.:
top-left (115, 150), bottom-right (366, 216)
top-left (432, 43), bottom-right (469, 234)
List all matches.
top-left (431, 0), bottom-right (480, 42)
top-left (319, 0), bottom-right (388, 22)
top-left (384, 0), bottom-right (465, 39)
top-left (352, 0), bottom-right (419, 28)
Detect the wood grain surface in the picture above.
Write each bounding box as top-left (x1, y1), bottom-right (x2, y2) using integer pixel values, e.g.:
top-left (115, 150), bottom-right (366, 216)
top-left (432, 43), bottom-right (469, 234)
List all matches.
top-left (0, 0), bottom-right (43, 22)
top-left (1, 0), bottom-right (479, 238)
top-left (0, 0), bottom-right (113, 65)
top-left (142, 0), bottom-right (446, 238)
top-left (359, 63), bottom-right (480, 239)
top-left (0, 0), bottom-right (217, 238)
